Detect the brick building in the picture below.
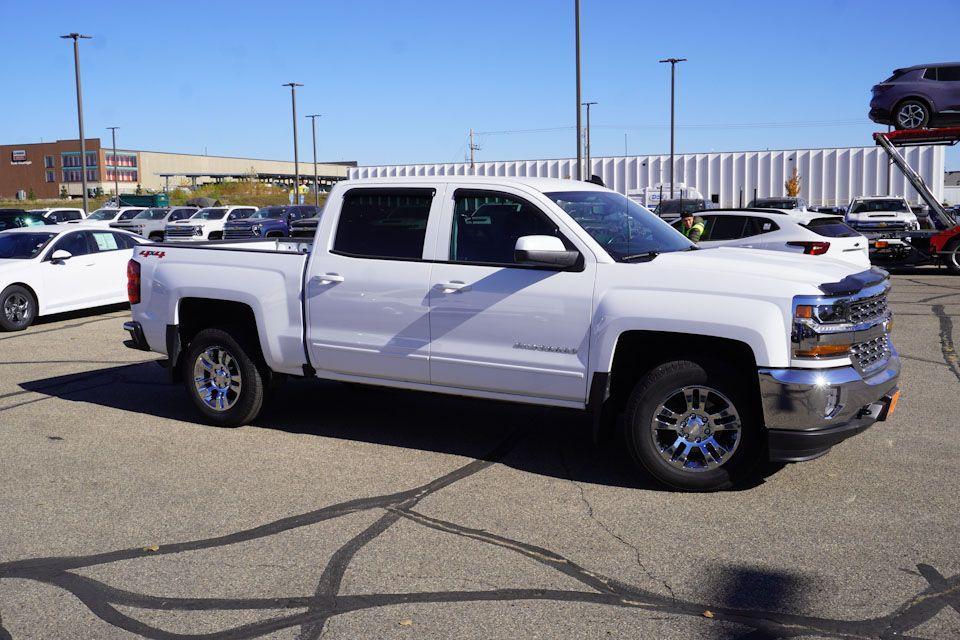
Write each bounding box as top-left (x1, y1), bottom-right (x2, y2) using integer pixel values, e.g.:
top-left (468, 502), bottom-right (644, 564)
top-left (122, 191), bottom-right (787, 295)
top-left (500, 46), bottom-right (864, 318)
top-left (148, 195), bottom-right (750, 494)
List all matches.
top-left (0, 138), bottom-right (353, 201)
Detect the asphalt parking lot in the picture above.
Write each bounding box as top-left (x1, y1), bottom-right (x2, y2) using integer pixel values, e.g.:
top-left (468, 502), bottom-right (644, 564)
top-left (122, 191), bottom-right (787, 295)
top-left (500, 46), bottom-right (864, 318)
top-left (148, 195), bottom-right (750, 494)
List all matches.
top-left (1, 271), bottom-right (958, 639)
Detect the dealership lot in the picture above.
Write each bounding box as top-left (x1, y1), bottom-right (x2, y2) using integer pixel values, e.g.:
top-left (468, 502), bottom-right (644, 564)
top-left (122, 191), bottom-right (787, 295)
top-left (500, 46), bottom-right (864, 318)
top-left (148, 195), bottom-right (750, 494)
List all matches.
top-left (0, 273), bottom-right (958, 639)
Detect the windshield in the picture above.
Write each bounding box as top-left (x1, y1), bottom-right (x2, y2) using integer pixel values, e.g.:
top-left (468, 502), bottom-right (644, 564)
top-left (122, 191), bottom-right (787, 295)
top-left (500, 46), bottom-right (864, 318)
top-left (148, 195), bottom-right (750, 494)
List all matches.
top-left (88, 208), bottom-right (119, 221)
top-left (0, 214), bottom-right (48, 231)
top-left (657, 200), bottom-right (706, 214)
top-left (193, 207), bottom-right (227, 220)
top-left (851, 200), bottom-right (908, 213)
top-left (135, 208), bottom-right (169, 220)
top-left (545, 191), bottom-right (692, 261)
top-left (0, 232), bottom-right (57, 259)
top-left (750, 199), bottom-right (798, 209)
top-left (249, 207), bottom-right (286, 220)
top-left (118, 209), bottom-right (143, 221)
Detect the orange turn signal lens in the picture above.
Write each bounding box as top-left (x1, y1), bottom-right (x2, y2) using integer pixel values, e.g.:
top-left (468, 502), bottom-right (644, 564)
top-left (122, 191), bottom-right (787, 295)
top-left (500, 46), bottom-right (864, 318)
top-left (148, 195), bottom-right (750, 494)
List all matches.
top-left (875, 240), bottom-right (889, 249)
top-left (795, 344), bottom-right (851, 358)
top-left (796, 305), bottom-right (814, 319)
top-left (887, 390), bottom-right (901, 417)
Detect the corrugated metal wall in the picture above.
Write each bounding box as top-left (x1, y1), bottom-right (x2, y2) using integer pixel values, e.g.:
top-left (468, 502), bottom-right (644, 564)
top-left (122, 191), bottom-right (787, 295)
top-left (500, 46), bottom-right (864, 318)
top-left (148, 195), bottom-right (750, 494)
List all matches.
top-left (351, 145), bottom-right (945, 207)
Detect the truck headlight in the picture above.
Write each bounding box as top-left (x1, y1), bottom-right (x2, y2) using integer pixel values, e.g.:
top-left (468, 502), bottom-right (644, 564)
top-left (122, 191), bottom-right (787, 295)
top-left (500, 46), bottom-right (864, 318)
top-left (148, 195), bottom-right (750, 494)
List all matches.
top-left (252, 224), bottom-right (263, 235)
top-left (795, 303), bottom-right (845, 325)
top-left (793, 303), bottom-right (853, 358)
top-left (193, 226), bottom-right (203, 236)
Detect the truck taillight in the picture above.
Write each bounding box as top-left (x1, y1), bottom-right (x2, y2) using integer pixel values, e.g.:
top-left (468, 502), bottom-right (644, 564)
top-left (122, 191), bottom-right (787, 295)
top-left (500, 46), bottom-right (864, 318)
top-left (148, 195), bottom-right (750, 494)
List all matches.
top-left (787, 241), bottom-right (830, 255)
top-left (127, 259), bottom-right (141, 304)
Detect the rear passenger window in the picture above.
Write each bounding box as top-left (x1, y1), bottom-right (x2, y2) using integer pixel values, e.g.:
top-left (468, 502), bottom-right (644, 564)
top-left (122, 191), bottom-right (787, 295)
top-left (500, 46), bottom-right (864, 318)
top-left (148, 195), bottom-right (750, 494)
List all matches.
top-left (450, 190), bottom-right (567, 265)
top-left (748, 217), bottom-right (780, 236)
top-left (333, 189), bottom-right (433, 260)
top-left (704, 216), bottom-right (748, 241)
top-left (923, 68), bottom-right (938, 81)
top-left (939, 66), bottom-right (960, 82)
top-left (805, 218), bottom-right (859, 238)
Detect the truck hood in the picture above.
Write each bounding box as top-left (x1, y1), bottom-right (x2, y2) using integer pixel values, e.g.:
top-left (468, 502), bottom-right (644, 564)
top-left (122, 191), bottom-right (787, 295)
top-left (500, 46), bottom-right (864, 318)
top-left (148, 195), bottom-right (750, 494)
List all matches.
top-left (618, 247), bottom-right (864, 297)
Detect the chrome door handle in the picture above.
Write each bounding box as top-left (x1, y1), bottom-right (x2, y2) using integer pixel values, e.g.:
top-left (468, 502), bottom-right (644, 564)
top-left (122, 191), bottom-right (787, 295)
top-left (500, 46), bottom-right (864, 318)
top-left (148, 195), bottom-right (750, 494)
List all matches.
top-left (439, 281), bottom-right (470, 294)
top-left (314, 273), bottom-right (345, 284)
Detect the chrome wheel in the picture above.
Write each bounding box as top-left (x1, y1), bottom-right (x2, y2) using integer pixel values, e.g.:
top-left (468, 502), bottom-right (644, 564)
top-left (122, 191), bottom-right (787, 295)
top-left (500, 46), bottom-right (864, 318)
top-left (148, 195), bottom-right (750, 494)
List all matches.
top-left (193, 346), bottom-right (242, 412)
top-left (3, 293), bottom-right (30, 324)
top-left (651, 385), bottom-right (741, 472)
top-left (897, 103), bottom-right (927, 129)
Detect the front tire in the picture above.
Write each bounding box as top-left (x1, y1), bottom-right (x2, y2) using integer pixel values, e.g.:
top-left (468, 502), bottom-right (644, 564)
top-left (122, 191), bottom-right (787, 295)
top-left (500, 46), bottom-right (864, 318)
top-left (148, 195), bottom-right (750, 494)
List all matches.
top-left (0, 285), bottom-right (36, 331)
top-left (894, 99), bottom-right (930, 130)
top-left (182, 328), bottom-right (266, 426)
top-left (944, 237), bottom-right (960, 275)
top-left (622, 359), bottom-right (761, 491)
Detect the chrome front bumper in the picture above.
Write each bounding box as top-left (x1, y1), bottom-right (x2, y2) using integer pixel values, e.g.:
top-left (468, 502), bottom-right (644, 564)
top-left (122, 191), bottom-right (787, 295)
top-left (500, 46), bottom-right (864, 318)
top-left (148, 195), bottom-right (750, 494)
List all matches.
top-left (758, 346), bottom-right (900, 461)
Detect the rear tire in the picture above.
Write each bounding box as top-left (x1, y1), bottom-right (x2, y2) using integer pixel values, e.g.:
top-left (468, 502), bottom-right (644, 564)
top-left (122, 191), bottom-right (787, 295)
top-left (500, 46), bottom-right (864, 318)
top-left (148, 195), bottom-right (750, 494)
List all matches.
top-left (182, 328), bottom-right (266, 426)
top-left (622, 359), bottom-right (761, 491)
top-left (944, 237), bottom-right (960, 275)
top-left (894, 99), bottom-right (930, 130)
top-left (0, 285), bottom-right (36, 332)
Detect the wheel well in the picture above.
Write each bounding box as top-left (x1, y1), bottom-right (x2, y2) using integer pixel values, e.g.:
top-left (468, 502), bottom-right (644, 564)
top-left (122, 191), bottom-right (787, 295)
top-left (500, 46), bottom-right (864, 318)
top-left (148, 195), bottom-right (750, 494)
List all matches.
top-left (895, 96), bottom-right (933, 113)
top-left (606, 331), bottom-right (759, 410)
top-left (148, 232), bottom-right (164, 241)
top-left (178, 298), bottom-right (258, 348)
top-left (4, 282), bottom-right (39, 308)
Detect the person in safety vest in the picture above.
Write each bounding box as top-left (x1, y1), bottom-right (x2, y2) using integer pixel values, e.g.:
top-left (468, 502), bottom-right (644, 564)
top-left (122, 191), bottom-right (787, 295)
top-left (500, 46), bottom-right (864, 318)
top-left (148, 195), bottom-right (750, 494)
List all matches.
top-left (679, 210), bottom-right (705, 242)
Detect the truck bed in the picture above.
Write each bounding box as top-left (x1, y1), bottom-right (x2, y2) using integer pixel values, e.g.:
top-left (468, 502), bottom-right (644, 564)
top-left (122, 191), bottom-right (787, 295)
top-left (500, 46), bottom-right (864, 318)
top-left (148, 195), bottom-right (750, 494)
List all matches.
top-left (133, 238), bottom-right (312, 376)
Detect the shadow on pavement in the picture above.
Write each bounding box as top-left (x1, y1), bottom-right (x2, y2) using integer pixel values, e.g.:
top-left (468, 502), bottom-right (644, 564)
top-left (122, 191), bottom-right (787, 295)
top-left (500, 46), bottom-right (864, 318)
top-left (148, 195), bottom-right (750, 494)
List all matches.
top-left (32, 302), bottom-right (129, 326)
top-left (20, 361), bottom-right (778, 492)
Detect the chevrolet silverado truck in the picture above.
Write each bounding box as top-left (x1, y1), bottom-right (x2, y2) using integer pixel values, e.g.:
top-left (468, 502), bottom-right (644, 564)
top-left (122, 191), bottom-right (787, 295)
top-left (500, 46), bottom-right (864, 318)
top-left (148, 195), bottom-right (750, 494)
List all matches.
top-left (223, 205), bottom-right (322, 239)
top-left (164, 206), bottom-right (258, 241)
top-left (123, 177), bottom-right (900, 491)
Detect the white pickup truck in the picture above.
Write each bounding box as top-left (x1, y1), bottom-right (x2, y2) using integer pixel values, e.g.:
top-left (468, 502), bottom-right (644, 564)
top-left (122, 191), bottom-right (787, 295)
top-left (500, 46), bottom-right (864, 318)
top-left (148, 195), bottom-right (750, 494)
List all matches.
top-left (164, 206), bottom-right (258, 241)
top-left (123, 177), bottom-right (900, 491)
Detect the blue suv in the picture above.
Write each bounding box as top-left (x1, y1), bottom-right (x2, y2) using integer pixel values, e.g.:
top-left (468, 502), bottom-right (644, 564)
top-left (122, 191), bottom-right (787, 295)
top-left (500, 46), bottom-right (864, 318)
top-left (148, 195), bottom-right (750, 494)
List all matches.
top-left (223, 205), bottom-right (321, 239)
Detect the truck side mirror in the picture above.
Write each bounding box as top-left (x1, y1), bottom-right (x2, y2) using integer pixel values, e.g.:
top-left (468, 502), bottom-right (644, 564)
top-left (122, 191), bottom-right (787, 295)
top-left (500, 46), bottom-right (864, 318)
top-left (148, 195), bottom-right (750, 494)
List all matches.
top-left (514, 235), bottom-right (580, 268)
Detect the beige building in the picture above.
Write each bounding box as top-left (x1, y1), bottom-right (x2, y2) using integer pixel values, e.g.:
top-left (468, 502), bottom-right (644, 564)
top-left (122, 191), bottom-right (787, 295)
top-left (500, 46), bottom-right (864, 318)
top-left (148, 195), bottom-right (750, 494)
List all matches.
top-left (0, 138), bottom-right (354, 200)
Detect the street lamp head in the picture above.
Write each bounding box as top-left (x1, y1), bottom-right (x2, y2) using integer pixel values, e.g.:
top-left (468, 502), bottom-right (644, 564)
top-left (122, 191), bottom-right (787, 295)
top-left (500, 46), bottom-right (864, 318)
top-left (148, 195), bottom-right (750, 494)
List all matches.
top-left (282, 82), bottom-right (303, 88)
top-left (306, 114), bottom-right (323, 119)
top-left (658, 57), bottom-right (687, 64)
top-left (60, 33), bottom-right (92, 40)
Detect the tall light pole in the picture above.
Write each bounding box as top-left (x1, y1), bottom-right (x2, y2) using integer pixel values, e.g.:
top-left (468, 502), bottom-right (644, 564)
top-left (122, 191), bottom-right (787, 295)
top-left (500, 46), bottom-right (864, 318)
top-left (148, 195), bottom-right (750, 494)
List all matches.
top-left (659, 57), bottom-right (686, 199)
top-left (107, 126), bottom-right (119, 205)
top-left (306, 114), bottom-right (322, 207)
top-left (582, 101), bottom-right (597, 178)
top-left (574, 0), bottom-right (583, 181)
top-left (283, 82), bottom-right (303, 203)
top-left (61, 33), bottom-right (92, 213)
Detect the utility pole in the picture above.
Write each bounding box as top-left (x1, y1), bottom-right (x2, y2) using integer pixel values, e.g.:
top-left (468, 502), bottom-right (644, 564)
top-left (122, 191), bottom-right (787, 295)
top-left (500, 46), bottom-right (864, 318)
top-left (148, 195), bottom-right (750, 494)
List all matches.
top-left (61, 33), bottom-right (92, 213)
top-left (582, 101), bottom-right (597, 178)
top-left (574, 0), bottom-right (583, 181)
top-left (306, 114), bottom-right (322, 207)
top-left (469, 129), bottom-right (481, 173)
top-left (283, 82), bottom-right (303, 203)
top-left (107, 126), bottom-right (119, 205)
top-left (659, 57), bottom-right (686, 199)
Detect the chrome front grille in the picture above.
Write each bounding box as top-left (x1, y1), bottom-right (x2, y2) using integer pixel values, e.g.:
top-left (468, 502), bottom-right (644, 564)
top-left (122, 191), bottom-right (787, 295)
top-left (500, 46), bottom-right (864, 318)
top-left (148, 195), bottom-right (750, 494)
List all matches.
top-left (845, 293), bottom-right (888, 325)
top-left (224, 228), bottom-right (256, 239)
top-left (851, 336), bottom-right (891, 374)
top-left (165, 226), bottom-right (198, 238)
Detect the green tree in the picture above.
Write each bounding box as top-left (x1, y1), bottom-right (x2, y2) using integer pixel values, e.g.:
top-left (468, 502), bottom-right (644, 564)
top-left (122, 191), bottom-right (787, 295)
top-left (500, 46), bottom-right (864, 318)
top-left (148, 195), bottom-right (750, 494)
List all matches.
top-left (27, 188), bottom-right (36, 201)
top-left (59, 185), bottom-right (68, 198)
top-left (135, 183), bottom-right (143, 195)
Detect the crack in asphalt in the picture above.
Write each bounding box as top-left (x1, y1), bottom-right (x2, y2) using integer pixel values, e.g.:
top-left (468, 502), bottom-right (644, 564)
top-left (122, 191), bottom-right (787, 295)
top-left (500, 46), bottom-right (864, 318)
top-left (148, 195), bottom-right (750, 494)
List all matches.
top-left (1, 430), bottom-right (958, 639)
top-left (932, 304), bottom-right (960, 383)
top-left (557, 443), bottom-right (677, 601)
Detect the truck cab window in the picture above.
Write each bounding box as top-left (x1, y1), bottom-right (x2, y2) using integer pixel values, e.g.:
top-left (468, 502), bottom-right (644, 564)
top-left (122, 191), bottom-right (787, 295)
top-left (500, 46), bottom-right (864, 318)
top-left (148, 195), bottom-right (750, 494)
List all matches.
top-left (333, 189), bottom-right (433, 260)
top-left (450, 191), bottom-right (565, 265)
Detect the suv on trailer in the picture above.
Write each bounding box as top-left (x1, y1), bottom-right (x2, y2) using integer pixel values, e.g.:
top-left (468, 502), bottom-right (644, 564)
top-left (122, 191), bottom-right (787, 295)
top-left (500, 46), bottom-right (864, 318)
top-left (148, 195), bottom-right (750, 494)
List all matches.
top-left (845, 196), bottom-right (920, 233)
top-left (869, 63), bottom-right (960, 130)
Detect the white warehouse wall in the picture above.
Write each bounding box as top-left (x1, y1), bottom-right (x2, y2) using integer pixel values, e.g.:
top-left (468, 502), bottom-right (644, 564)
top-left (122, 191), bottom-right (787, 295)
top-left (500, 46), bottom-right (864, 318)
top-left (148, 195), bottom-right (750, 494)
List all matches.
top-left (351, 145), bottom-right (945, 207)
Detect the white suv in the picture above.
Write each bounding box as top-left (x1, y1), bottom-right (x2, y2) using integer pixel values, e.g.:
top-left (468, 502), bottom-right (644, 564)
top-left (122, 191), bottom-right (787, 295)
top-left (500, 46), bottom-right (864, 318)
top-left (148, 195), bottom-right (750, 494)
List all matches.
top-left (164, 206), bottom-right (258, 241)
top-left (27, 208), bottom-right (87, 223)
top-left (845, 196), bottom-right (919, 233)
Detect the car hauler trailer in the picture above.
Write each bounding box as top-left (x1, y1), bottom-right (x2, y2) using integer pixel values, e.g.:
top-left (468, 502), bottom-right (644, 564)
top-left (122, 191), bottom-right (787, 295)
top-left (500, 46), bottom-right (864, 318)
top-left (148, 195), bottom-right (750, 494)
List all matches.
top-left (867, 127), bottom-right (960, 273)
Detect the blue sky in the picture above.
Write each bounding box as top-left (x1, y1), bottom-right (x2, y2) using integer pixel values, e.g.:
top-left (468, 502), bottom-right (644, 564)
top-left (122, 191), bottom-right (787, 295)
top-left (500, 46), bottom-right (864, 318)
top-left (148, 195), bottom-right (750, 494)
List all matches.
top-left (1, 0), bottom-right (958, 168)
